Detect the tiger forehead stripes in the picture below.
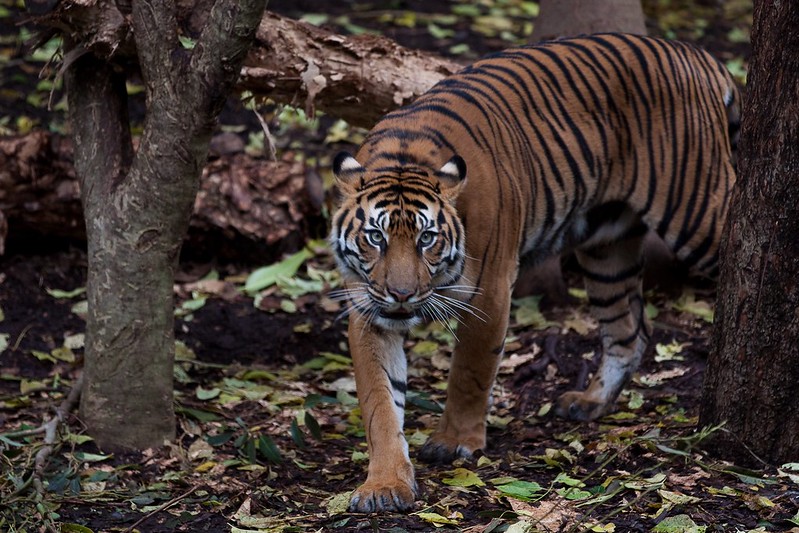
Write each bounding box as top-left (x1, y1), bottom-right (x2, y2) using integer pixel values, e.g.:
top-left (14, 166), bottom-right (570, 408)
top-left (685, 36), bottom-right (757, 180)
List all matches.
top-left (329, 33), bottom-right (739, 513)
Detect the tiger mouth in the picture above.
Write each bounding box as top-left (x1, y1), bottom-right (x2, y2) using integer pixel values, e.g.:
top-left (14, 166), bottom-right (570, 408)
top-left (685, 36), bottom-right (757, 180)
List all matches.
top-left (379, 308), bottom-right (416, 320)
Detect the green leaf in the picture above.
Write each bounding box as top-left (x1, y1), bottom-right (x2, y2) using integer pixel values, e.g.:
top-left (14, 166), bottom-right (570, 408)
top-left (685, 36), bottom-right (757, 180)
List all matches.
top-left (176, 295), bottom-right (207, 317)
top-left (651, 514), bottom-right (706, 533)
top-left (71, 300), bottom-right (88, 318)
top-left (304, 411), bottom-right (323, 440)
top-left (513, 296), bottom-right (550, 329)
top-left (411, 340), bottom-right (440, 356)
top-left (72, 452), bottom-right (113, 463)
top-left (406, 391), bottom-right (443, 413)
top-left (451, 4), bottom-right (481, 17)
top-left (196, 387), bottom-right (221, 400)
top-left (32, 350), bottom-right (57, 363)
top-left (722, 466), bottom-right (778, 486)
top-left (427, 23), bottom-right (455, 39)
top-left (442, 467), bottom-right (485, 487)
top-left (655, 444), bottom-right (691, 457)
top-left (178, 35), bottom-right (196, 50)
top-left (300, 13), bottom-right (328, 26)
top-left (257, 434), bottom-right (282, 464)
top-left (0, 332), bottom-right (9, 353)
top-left (655, 340), bottom-right (688, 362)
top-left (494, 479), bottom-right (543, 501)
top-left (207, 432), bottom-right (235, 447)
top-left (557, 486), bottom-right (592, 500)
top-left (627, 390), bottom-right (645, 410)
top-left (46, 287), bottom-right (86, 299)
top-left (290, 419), bottom-right (307, 449)
top-left (177, 406), bottom-right (221, 423)
top-left (276, 276), bottom-right (324, 298)
top-left (554, 472), bottom-right (584, 487)
top-left (58, 524), bottom-right (94, 533)
top-left (325, 491), bottom-right (351, 515)
top-left (418, 512), bottom-right (459, 525)
top-left (671, 292), bottom-right (714, 323)
top-left (244, 248), bottom-right (313, 294)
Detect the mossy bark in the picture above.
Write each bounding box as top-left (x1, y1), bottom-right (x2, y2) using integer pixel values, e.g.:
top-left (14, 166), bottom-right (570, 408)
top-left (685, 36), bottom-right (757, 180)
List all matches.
top-left (700, 0), bottom-right (799, 464)
top-left (66, 0), bottom-right (265, 450)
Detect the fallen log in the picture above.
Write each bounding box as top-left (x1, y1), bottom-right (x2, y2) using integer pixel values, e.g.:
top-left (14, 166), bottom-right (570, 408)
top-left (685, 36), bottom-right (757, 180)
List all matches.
top-left (0, 130), bottom-right (324, 260)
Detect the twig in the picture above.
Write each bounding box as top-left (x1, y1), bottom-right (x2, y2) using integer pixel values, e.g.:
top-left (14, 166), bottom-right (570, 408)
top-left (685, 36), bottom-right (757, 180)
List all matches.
top-left (31, 373), bottom-right (85, 496)
top-left (124, 485), bottom-right (200, 532)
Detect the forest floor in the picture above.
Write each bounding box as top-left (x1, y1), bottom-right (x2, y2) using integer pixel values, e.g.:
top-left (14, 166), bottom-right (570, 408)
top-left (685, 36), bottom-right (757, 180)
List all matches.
top-left (4, 1), bottom-right (799, 532)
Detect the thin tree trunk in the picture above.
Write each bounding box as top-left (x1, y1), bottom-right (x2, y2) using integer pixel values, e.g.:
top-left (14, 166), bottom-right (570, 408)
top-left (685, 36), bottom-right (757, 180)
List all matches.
top-left (700, 0), bottom-right (799, 464)
top-left (66, 0), bottom-right (266, 450)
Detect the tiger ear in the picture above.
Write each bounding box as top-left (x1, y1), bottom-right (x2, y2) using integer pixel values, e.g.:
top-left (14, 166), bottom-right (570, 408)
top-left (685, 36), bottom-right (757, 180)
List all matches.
top-left (333, 151), bottom-right (364, 195)
top-left (436, 155), bottom-right (467, 201)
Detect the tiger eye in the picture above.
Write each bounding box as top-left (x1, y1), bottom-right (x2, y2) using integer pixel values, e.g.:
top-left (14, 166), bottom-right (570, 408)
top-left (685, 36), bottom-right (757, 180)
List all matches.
top-left (366, 230), bottom-right (384, 246)
top-left (419, 231), bottom-right (436, 246)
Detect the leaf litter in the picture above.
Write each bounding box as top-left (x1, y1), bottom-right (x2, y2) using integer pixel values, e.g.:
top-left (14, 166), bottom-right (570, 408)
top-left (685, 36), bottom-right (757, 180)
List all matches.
top-left (3, 241), bottom-right (797, 532)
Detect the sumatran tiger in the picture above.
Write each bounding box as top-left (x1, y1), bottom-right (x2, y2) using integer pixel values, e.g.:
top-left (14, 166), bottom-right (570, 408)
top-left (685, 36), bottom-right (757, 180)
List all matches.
top-left (329, 33), bottom-right (739, 512)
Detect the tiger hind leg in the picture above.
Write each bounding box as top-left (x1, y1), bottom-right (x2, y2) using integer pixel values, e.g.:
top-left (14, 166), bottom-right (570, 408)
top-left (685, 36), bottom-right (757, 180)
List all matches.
top-left (555, 223), bottom-right (652, 421)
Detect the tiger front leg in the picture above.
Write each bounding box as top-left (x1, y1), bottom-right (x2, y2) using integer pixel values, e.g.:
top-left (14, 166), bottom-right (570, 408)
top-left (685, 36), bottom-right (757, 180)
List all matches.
top-left (419, 284), bottom-right (511, 463)
top-left (346, 314), bottom-right (417, 513)
top-left (556, 235), bottom-right (651, 421)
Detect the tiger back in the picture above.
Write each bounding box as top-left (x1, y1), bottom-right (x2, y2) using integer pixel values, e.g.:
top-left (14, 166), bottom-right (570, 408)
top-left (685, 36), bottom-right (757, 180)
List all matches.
top-left (329, 33), bottom-right (739, 513)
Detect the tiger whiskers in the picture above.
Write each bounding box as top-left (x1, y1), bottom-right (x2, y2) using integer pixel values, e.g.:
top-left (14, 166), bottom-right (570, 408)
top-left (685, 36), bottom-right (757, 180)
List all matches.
top-left (420, 300), bottom-right (460, 341)
top-left (427, 291), bottom-right (488, 323)
top-left (437, 283), bottom-right (483, 297)
top-left (327, 284), bottom-right (374, 323)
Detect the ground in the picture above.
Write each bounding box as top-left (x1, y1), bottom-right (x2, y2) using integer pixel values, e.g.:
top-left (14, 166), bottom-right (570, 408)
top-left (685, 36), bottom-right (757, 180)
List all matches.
top-left (4, 1), bottom-right (799, 533)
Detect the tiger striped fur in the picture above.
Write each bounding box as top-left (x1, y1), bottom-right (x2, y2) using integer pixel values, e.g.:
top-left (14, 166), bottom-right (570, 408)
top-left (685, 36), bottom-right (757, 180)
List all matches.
top-left (329, 33), bottom-right (739, 513)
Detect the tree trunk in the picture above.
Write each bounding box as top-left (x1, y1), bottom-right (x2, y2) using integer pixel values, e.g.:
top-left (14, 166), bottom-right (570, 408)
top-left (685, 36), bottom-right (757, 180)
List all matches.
top-left (531, 0), bottom-right (646, 41)
top-left (66, 0), bottom-right (266, 450)
top-left (699, 0), bottom-right (799, 464)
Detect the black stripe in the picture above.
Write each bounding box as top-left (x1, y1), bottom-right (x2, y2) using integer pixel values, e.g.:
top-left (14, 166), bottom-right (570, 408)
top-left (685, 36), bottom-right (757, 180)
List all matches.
top-left (588, 290), bottom-right (631, 308)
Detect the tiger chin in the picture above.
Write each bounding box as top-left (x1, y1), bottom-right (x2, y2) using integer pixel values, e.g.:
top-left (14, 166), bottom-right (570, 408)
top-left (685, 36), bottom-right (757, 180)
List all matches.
top-left (328, 33), bottom-right (739, 513)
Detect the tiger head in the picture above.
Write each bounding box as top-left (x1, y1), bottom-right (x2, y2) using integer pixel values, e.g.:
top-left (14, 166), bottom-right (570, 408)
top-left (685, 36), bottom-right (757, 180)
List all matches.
top-left (330, 152), bottom-right (469, 332)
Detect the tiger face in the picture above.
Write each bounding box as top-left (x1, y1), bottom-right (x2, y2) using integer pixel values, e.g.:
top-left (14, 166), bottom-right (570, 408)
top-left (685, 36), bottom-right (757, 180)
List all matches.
top-left (330, 152), bottom-right (468, 332)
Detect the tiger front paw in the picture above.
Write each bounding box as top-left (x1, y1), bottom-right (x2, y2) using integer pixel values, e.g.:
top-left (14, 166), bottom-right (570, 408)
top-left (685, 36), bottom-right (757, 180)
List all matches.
top-left (554, 390), bottom-right (613, 421)
top-left (418, 432), bottom-right (482, 464)
top-left (348, 477), bottom-right (418, 513)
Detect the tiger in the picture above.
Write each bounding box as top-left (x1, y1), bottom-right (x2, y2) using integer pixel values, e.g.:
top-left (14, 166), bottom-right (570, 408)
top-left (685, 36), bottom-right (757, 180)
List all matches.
top-left (329, 33), bottom-right (739, 513)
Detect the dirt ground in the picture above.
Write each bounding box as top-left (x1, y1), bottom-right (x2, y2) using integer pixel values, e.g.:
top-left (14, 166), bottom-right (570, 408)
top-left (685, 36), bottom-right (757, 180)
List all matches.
top-left (5, 1), bottom-right (799, 533)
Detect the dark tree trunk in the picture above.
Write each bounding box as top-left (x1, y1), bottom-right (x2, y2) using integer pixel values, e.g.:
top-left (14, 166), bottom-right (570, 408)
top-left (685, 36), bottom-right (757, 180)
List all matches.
top-left (700, 0), bottom-right (799, 464)
top-left (66, 0), bottom-right (266, 450)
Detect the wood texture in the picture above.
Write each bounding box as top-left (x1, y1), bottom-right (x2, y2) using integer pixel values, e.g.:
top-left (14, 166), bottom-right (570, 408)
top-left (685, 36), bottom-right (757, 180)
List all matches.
top-left (700, 0), bottom-right (799, 464)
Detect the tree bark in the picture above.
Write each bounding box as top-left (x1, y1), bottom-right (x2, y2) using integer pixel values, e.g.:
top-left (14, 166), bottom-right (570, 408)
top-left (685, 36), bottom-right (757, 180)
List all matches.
top-left (67, 0), bottom-right (266, 450)
top-left (531, 0), bottom-right (646, 41)
top-left (700, 0), bottom-right (799, 464)
top-left (241, 12), bottom-right (461, 129)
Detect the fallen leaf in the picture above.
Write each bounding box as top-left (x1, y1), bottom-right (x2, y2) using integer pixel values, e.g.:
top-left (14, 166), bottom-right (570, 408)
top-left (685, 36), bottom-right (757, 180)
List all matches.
top-left (651, 514), bottom-right (706, 533)
top-left (442, 467), bottom-right (485, 487)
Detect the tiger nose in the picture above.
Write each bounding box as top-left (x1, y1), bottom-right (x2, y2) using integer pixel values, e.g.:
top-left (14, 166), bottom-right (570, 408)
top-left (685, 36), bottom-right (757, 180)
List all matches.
top-left (388, 287), bottom-right (414, 303)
